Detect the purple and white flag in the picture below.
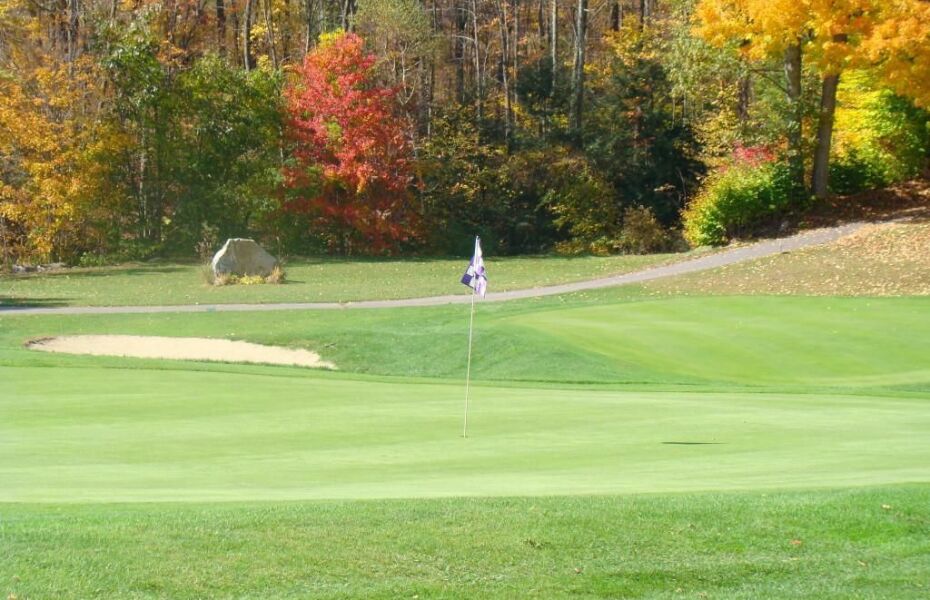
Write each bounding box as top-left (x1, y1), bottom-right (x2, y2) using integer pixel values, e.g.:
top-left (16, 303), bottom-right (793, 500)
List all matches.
top-left (461, 236), bottom-right (488, 298)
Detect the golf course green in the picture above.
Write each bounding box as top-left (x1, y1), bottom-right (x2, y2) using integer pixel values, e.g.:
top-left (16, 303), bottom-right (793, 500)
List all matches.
top-left (3, 286), bottom-right (929, 597)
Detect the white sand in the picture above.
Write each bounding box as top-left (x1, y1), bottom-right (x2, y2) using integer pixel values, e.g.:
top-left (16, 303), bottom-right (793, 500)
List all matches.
top-left (26, 335), bottom-right (336, 369)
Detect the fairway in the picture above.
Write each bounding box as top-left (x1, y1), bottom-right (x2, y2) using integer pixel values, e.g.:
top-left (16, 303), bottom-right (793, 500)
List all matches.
top-left (4, 291), bottom-right (930, 598)
top-left (3, 294), bottom-right (930, 503)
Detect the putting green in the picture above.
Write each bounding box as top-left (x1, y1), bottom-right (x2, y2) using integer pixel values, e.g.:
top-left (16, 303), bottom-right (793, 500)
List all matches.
top-left (3, 364), bottom-right (929, 502)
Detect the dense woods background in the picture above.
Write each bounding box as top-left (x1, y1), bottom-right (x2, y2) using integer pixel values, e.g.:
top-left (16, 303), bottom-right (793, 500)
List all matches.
top-left (1, 0), bottom-right (928, 262)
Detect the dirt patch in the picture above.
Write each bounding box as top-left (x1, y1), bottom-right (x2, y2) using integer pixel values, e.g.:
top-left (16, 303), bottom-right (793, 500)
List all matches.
top-left (26, 335), bottom-right (336, 369)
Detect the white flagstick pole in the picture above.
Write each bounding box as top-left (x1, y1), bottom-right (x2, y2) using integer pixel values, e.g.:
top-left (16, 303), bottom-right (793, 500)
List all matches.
top-left (463, 286), bottom-right (476, 439)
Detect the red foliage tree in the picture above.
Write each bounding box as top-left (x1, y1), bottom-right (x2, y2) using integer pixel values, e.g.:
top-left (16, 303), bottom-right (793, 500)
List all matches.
top-left (283, 31), bottom-right (418, 254)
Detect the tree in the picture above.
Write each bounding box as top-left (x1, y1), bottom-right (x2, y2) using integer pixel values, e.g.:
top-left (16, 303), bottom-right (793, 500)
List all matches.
top-left (696, 0), bottom-right (930, 199)
top-left (353, 0), bottom-right (439, 138)
top-left (283, 31), bottom-right (417, 254)
top-left (568, 0), bottom-right (588, 137)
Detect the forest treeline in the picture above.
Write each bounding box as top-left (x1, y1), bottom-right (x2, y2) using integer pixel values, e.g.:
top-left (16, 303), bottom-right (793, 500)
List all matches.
top-left (1, 0), bottom-right (929, 262)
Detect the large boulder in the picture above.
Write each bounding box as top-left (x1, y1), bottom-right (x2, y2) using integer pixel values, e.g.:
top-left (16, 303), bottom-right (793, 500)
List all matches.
top-left (211, 238), bottom-right (278, 278)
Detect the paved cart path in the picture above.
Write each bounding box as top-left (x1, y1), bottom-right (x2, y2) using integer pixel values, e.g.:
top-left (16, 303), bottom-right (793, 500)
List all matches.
top-left (0, 222), bottom-right (865, 316)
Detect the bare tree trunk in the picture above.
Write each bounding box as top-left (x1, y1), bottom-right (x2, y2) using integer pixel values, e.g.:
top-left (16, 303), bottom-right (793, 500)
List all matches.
top-left (812, 72), bottom-right (840, 199)
top-left (282, 0), bottom-right (291, 61)
top-left (243, 0), bottom-right (254, 71)
top-left (512, 0), bottom-right (518, 111)
top-left (538, 0), bottom-right (545, 39)
top-left (783, 42), bottom-right (804, 196)
top-left (341, 0), bottom-right (355, 31)
top-left (426, 0), bottom-right (438, 137)
top-left (216, 0), bottom-right (227, 56)
top-left (610, 0), bottom-right (620, 31)
top-left (496, 0), bottom-right (512, 147)
top-left (304, 0), bottom-right (314, 52)
top-left (0, 217), bottom-right (10, 269)
top-left (138, 133), bottom-right (148, 240)
top-left (454, 0), bottom-right (466, 103)
top-left (471, 0), bottom-right (483, 124)
top-left (737, 72), bottom-right (751, 122)
top-left (549, 0), bottom-right (557, 95)
top-left (569, 0), bottom-right (587, 137)
top-left (67, 0), bottom-right (80, 64)
top-left (232, 0), bottom-right (242, 61)
top-left (261, 0), bottom-right (278, 67)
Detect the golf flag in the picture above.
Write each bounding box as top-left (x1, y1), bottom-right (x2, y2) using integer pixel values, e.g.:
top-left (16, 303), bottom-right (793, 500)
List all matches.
top-left (461, 236), bottom-right (488, 297)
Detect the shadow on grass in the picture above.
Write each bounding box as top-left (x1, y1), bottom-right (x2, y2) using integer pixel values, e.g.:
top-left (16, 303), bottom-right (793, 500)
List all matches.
top-left (46, 265), bottom-right (191, 279)
top-left (0, 296), bottom-right (72, 309)
top-left (661, 441), bottom-right (725, 445)
top-left (0, 265), bottom-right (191, 286)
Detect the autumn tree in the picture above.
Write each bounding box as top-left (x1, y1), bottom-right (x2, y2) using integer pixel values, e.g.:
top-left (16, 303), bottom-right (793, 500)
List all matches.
top-left (353, 0), bottom-right (439, 139)
top-left (283, 31), bottom-right (417, 254)
top-left (696, 0), bottom-right (930, 199)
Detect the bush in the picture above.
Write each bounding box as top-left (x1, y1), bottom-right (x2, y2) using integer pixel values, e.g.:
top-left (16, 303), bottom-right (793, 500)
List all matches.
top-left (210, 266), bottom-right (286, 286)
top-left (830, 86), bottom-right (930, 195)
top-left (613, 206), bottom-right (670, 254)
top-left (543, 154), bottom-right (619, 250)
top-left (829, 149), bottom-right (890, 195)
top-left (683, 161), bottom-right (797, 246)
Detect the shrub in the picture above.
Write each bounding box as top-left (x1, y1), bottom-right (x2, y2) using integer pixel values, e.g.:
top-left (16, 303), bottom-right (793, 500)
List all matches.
top-left (829, 149), bottom-right (890, 195)
top-left (543, 154), bottom-right (619, 251)
top-left (683, 161), bottom-right (797, 246)
top-left (831, 82), bottom-right (930, 195)
top-left (210, 266), bottom-right (286, 286)
top-left (613, 206), bottom-right (670, 254)
top-left (266, 265), bottom-right (286, 284)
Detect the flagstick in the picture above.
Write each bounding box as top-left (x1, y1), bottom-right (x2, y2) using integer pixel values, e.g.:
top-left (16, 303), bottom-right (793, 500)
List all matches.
top-left (463, 287), bottom-right (477, 439)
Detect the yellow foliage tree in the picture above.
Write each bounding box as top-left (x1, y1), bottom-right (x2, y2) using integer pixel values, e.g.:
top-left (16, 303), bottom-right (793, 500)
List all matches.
top-left (0, 57), bottom-right (104, 263)
top-left (695, 0), bottom-right (930, 198)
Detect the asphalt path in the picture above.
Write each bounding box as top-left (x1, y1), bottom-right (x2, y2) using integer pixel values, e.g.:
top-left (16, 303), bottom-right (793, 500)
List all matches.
top-left (0, 222), bottom-right (865, 316)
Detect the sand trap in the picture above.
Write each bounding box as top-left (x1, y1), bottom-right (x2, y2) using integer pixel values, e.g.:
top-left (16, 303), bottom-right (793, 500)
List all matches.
top-left (26, 335), bottom-right (336, 369)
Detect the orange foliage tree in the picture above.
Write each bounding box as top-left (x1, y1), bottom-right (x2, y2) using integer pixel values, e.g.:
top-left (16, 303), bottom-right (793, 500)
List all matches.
top-left (282, 31), bottom-right (418, 254)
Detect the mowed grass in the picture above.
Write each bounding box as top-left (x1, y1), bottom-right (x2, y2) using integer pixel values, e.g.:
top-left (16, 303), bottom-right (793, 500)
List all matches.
top-left (5, 365), bottom-right (930, 502)
top-left (0, 251), bottom-right (684, 307)
top-left (3, 290), bottom-right (930, 597)
top-left (4, 487), bottom-right (930, 599)
top-left (645, 220), bottom-right (930, 297)
top-left (3, 293), bottom-right (930, 503)
top-left (6, 291), bottom-right (929, 388)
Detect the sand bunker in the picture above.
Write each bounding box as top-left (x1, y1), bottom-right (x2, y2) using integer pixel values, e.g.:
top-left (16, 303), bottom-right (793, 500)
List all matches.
top-left (26, 335), bottom-right (336, 369)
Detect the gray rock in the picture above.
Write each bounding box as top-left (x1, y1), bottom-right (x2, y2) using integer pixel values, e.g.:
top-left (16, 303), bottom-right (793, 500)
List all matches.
top-left (211, 238), bottom-right (278, 278)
